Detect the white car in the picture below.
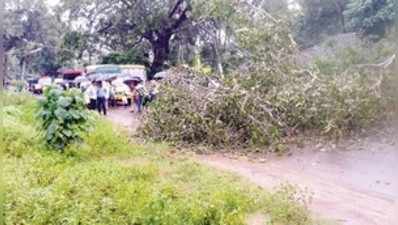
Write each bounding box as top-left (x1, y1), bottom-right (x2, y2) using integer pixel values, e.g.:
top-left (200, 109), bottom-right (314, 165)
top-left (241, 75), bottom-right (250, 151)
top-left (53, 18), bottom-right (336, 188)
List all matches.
top-left (34, 77), bottom-right (52, 94)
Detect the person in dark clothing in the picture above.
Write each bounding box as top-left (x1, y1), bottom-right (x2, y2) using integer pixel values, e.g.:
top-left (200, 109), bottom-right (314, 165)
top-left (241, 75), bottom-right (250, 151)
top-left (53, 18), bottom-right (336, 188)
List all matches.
top-left (96, 81), bottom-right (107, 116)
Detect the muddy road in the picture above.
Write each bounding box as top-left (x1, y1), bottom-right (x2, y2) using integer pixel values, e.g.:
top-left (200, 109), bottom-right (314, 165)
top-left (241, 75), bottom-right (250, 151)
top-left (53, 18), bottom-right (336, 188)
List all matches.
top-left (107, 107), bottom-right (141, 133)
top-left (200, 133), bottom-right (398, 225)
top-left (107, 109), bottom-right (397, 225)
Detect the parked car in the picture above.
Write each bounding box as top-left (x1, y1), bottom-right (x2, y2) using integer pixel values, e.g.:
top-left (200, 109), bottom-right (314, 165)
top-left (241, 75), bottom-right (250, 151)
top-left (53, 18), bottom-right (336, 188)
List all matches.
top-left (28, 79), bottom-right (39, 93)
top-left (112, 78), bottom-right (131, 106)
top-left (33, 76), bottom-right (52, 94)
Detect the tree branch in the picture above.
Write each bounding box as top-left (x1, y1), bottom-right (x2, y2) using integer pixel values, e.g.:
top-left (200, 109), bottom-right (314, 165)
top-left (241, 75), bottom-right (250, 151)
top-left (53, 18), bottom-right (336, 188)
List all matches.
top-left (169, 0), bottom-right (185, 18)
top-left (97, 21), bottom-right (113, 34)
top-left (142, 30), bottom-right (155, 42)
top-left (3, 35), bottom-right (23, 52)
top-left (120, 0), bottom-right (133, 8)
top-left (168, 8), bottom-right (189, 33)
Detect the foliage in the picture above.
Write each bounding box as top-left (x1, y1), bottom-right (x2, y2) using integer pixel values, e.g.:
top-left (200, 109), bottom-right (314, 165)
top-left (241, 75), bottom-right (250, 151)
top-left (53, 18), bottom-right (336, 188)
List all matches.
top-left (344, 0), bottom-right (397, 38)
top-left (81, 0), bottom-right (197, 77)
top-left (295, 0), bottom-right (349, 47)
top-left (30, 47), bottom-right (62, 75)
top-left (3, 0), bottom-right (64, 77)
top-left (58, 31), bottom-right (89, 65)
top-left (266, 184), bottom-right (313, 225)
top-left (0, 93), bottom-right (315, 225)
top-left (0, 91), bottom-right (34, 107)
top-left (140, 62), bottom-right (383, 149)
top-left (38, 87), bottom-right (90, 151)
top-left (101, 48), bottom-right (149, 66)
top-left (62, 0), bottom-right (284, 77)
top-left (141, 12), bottom-right (385, 148)
top-left (312, 46), bottom-right (367, 75)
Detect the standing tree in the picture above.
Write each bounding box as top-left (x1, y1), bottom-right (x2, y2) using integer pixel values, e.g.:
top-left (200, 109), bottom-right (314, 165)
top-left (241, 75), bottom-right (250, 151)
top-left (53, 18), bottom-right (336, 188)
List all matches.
top-left (61, 0), bottom-right (291, 78)
top-left (99, 0), bottom-right (194, 78)
top-left (1, 0), bottom-right (64, 82)
top-left (344, 0), bottom-right (397, 38)
top-left (0, 0), bottom-right (5, 89)
top-left (295, 0), bottom-right (349, 47)
top-left (58, 0), bottom-right (110, 65)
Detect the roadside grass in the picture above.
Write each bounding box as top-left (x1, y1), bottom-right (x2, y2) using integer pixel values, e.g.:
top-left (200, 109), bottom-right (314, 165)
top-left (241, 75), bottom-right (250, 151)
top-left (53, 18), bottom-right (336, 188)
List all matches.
top-left (0, 93), bottom-right (317, 225)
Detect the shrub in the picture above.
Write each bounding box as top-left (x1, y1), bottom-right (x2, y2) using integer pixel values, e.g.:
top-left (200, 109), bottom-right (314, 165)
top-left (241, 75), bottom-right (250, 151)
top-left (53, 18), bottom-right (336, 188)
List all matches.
top-left (38, 87), bottom-right (90, 151)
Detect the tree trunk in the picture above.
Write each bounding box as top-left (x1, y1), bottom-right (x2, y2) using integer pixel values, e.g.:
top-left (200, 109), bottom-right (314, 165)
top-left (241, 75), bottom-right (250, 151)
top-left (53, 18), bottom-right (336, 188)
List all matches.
top-left (333, 0), bottom-right (346, 33)
top-left (21, 59), bottom-right (26, 81)
top-left (0, 38), bottom-right (5, 90)
top-left (193, 37), bottom-right (201, 70)
top-left (177, 43), bottom-right (184, 64)
top-left (0, 0), bottom-right (5, 90)
top-left (148, 35), bottom-right (171, 79)
top-left (212, 43), bottom-right (224, 77)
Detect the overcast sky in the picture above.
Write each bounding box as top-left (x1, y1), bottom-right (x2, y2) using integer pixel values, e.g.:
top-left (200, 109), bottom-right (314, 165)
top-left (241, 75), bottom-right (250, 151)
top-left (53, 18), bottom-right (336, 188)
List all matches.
top-left (46, 0), bottom-right (60, 7)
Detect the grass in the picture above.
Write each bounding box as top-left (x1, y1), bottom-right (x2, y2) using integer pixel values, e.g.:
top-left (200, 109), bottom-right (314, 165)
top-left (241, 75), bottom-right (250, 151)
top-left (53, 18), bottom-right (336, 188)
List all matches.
top-left (0, 92), bottom-right (316, 225)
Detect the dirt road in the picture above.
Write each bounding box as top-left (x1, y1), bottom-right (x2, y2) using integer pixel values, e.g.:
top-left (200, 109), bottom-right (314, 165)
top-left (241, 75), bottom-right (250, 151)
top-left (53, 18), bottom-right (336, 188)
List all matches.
top-left (199, 135), bottom-right (398, 225)
top-left (107, 109), bottom-right (397, 225)
top-left (107, 107), bottom-right (141, 133)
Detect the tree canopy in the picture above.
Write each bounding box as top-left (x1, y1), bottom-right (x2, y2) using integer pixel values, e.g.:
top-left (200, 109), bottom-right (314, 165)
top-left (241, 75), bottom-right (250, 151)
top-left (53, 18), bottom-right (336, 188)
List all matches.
top-left (345, 0), bottom-right (397, 38)
top-left (1, 0), bottom-right (398, 85)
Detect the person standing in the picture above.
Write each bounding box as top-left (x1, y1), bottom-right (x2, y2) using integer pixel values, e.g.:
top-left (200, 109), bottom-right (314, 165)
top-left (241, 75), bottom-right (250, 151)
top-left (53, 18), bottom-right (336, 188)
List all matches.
top-left (135, 81), bottom-right (147, 113)
top-left (96, 81), bottom-right (107, 116)
top-left (103, 81), bottom-right (112, 109)
top-left (108, 78), bottom-right (117, 107)
top-left (85, 81), bottom-right (97, 110)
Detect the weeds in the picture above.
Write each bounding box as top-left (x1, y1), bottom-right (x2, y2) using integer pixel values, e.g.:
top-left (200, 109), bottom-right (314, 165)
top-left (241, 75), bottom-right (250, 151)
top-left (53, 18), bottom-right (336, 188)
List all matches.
top-left (0, 93), bottom-right (316, 225)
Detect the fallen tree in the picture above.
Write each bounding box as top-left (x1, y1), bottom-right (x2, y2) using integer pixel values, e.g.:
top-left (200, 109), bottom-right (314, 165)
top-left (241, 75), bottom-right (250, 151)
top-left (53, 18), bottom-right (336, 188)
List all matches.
top-left (139, 5), bottom-right (396, 150)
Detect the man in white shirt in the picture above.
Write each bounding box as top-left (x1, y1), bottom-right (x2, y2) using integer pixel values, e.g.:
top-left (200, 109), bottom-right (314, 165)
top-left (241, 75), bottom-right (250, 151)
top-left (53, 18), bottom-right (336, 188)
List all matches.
top-left (85, 82), bottom-right (97, 110)
top-left (96, 81), bottom-right (107, 115)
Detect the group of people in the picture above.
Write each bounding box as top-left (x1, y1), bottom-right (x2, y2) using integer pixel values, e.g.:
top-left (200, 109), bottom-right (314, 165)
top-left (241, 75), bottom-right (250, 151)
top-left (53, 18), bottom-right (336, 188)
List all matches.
top-left (84, 80), bottom-right (112, 115)
top-left (83, 78), bottom-right (159, 116)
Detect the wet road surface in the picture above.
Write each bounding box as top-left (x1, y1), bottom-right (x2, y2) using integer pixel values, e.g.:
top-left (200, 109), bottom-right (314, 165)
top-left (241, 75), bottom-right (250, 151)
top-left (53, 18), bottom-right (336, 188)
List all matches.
top-left (200, 137), bottom-right (398, 225)
top-left (107, 107), bottom-right (141, 133)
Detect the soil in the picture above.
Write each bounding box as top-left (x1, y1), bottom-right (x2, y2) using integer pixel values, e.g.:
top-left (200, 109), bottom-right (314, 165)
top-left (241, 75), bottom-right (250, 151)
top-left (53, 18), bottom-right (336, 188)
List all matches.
top-left (199, 126), bottom-right (398, 225)
top-left (107, 107), bottom-right (141, 133)
top-left (107, 108), bottom-right (398, 225)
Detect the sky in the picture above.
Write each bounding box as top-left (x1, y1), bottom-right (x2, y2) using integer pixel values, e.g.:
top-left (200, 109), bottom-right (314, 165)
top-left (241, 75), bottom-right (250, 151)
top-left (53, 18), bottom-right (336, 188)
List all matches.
top-left (45, 0), bottom-right (60, 8)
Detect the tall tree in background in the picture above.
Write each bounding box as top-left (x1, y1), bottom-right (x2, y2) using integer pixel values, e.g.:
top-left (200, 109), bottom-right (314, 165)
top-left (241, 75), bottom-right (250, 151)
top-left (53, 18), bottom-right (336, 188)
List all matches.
top-left (99, 0), bottom-right (194, 78)
top-left (61, 0), bottom-right (293, 77)
top-left (0, 0), bottom-right (5, 89)
top-left (344, 0), bottom-right (396, 38)
top-left (295, 0), bottom-right (349, 48)
top-left (59, 0), bottom-right (109, 65)
top-left (1, 0), bottom-right (64, 82)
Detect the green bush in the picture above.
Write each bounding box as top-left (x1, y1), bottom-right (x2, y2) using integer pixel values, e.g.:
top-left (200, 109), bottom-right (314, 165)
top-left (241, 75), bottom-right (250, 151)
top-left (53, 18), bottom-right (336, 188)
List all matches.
top-left (38, 87), bottom-right (90, 151)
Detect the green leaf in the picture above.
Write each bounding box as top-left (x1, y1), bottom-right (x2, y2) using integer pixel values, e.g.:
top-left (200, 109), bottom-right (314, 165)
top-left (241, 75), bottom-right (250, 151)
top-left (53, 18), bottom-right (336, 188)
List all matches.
top-left (57, 97), bottom-right (72, 108)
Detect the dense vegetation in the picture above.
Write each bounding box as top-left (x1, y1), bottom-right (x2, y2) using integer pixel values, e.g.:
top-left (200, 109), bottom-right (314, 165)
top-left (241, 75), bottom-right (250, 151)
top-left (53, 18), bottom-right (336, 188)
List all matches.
top-left (140, 11), bottom-right (397, 149)
top-left (1, 1), bottom-right (398, 224)
top-left (38, 87), bottom-right (90, 150)
top-left (140, 60), bottom-right (388, 149)
top-left (0, 93), bottom-right (317, 225)
top-left (1, 0), bottom-right (397, 83)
